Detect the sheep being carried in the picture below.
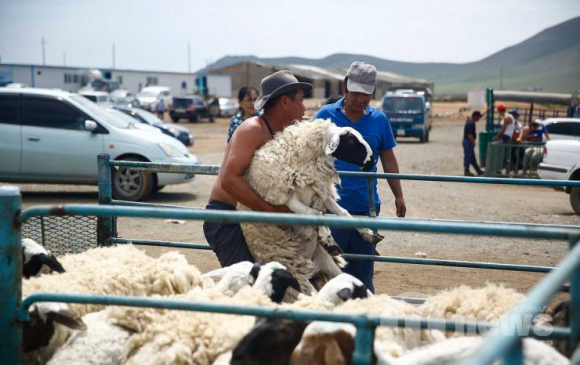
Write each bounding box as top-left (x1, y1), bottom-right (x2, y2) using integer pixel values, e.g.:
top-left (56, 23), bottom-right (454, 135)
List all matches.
top-left (239, 118), bottom-right (384, 300)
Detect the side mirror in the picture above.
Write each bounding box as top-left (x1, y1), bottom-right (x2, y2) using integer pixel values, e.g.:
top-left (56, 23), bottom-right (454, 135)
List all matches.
top-left (84, 120), bottom-right (98, 132)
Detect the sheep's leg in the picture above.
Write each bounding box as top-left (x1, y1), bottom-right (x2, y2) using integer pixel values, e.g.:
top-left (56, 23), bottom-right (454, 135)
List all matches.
top-left (310, 244), bottom-right (344, 290)
top-left (323, 197), bottom-right (384, 245)
top-left (286, 195), bottom-right (321, 216)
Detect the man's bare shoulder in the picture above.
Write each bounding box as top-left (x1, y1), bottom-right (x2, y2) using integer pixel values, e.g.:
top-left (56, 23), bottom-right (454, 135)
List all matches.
top-left (238, 116), bottom-right (262, 132)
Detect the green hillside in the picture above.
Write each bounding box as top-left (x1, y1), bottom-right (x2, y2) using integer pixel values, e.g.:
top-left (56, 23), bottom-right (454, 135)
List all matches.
top-left (203, 17), bottom-right (580, 95)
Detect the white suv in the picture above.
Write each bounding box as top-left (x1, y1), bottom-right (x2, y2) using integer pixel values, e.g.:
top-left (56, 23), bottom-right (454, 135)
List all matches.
top-left (0, 88), bottom-right (198, 201)
top-left (538, 140), bottom-right (580, 214)
top-left (137, 86), bottom-right (172, 112)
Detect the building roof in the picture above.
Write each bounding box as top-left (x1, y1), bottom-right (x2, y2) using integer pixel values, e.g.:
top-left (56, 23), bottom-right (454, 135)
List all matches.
top-left (0, 63), bottom-right (193, 76)
top-left (493, 90), bottom-right (574, 105)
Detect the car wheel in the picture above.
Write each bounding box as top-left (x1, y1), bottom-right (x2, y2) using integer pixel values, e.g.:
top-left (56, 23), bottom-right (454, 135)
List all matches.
top-left (570, 187), bottom-right (580, 215)
top-left (419, 130), bottom-right (426, 143)
top-left (171, 117), bottom-right (179, 123)
top-left (112, 157), bottom-right (155, 201)
top-left (189, 114), bottom-right (200, 123)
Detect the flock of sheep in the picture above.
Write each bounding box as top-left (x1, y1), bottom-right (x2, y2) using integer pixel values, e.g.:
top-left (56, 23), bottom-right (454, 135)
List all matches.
top-left (18, 119), bottom-right (575, 364)
top-left (21, 238), bottom-right (570, 365)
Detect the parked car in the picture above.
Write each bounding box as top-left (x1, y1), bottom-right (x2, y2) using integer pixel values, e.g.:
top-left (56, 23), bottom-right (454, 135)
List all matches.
top-left (114, 105), bottom-right (194, 146)
top-left (542, 118), bottom-right (580, 140)
top-left (170, 96), bottom-right (215, 123)
top-left (0, 88), bottom-right (198, 201)
top-left (79, 90), bottom-right (112, 106)
top-left (538, 139), bottom-right (580, 214)
top-left (110, 89), bottom-right (141, 109)
top-left (4, 83), bottom-right (29, 88)
top-left (137, 86), bottom-right (172, 112)
top-left (218, 97), bottom-right (239, 117)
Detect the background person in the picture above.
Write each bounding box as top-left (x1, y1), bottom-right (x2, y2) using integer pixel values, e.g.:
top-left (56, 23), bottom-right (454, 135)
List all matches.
top-left (227, 86), bottom-right (259, 143)
top-left (463, 110), bottom-right (486, 176)
top-left (492, 105), bottom-right (517, 142)
top-left (314, 61), bottom-right (406, 292)
top-left (155, 97), bottom-right (165, 120)
top-left (203, 71), bottom-right (312, 267)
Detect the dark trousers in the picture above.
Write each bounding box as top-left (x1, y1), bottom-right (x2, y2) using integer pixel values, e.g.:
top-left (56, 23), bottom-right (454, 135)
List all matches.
top-left (203, 200), bottom-right (255, 267)
top-left (462, 139), bottom-right (479, 170)
top-left (330, 207), bottom-right (380, 293)
top-left (157, 111), bottom-right (164, 120)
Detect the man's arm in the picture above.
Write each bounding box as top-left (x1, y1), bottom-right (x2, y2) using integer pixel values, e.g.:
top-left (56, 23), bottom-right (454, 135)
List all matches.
top-left (468, 134), bottom-right (476, 146)
top-left (221, 123), bottom-right (290, 213)
top-left (379, 149), bottom-right (406, 217)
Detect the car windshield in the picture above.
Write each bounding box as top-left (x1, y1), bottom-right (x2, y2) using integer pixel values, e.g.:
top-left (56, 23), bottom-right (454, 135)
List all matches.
top-left (383, 97), bottom-right (424, 114)
top-left (71, 95), bottom-right (131, 128)
top-left (138, 91), bottom-right (158, 97)
top-left (136, 110), bottom-right (164, 126)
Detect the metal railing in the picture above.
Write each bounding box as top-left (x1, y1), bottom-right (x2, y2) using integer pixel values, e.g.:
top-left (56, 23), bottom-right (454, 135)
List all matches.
top-left (1, 191), bottom-right (579, 365)
top-left (485, 141), bottom-right (545, 178)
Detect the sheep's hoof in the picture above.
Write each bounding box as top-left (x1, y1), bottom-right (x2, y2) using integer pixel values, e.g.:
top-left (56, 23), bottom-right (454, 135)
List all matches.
top-left (326, 244), bottom-right (343, 256)
top-left (360, 229), bottom-right (384, 244)
top-left (332, 255), bottom-right (347, 269)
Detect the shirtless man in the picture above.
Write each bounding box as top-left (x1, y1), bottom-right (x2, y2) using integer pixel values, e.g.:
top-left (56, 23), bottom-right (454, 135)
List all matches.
top-left (203, 70), bottom-right (313, 267)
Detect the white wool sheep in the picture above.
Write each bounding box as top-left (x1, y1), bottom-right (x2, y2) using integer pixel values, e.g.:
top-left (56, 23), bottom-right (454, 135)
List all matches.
top-left (203, 261), bottom-right (255, 296)
top-left (317, 273), bottom-right (373, 306)
top-left (107, 286), bottom-right (276, 365)
top-left (418, 283), bottom-right (524, 337)
top-left (394, 336), bottom-right (569, 365)
top-left (335, 294), bottom-right (446, 358)
top-left (23, 245), bottom-right (210, 317)
top-left (23, 302), bottom-right (86, 365)
top-left (22, 238), bottom-right (66, 278)
top-left (239, 119), bottom-right (382, 300)
top-left (47, 310), bottom-right (131, 365)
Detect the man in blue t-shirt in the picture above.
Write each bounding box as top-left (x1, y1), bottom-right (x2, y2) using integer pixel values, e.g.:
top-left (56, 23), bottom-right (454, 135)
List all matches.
top-left (314, 62), bottom-right (406, 292)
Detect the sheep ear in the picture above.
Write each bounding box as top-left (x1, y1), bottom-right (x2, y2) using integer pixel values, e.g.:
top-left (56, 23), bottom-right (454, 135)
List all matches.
top-left (337, 288), bottom-right (353, 301)
top-left (47, 310), bottom-right (87, 330)
top-left (324, 123), bottom-right (342, 156)
top-left (38, 254), bottom-right (66, 274)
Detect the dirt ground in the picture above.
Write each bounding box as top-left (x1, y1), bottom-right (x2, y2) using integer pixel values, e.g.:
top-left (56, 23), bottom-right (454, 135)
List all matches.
top-left (7, 101), bottom-right (579, 302)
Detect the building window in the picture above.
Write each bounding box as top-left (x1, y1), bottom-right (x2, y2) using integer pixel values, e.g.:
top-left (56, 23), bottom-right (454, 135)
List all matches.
top-left (64, 74), bottom-right (79, 84)
top-left (116, 75), bottom-right (123, 84)
top-left (146, 76), bottom-right (158, 86)
top-left (64, 74), bottom-right (71, 83)
top-left (73, 75), bottom-right (79, 83)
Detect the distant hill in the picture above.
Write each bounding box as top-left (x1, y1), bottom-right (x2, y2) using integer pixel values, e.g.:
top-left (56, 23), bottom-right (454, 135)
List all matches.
top-left (200, 17), bottom-right (580, 95)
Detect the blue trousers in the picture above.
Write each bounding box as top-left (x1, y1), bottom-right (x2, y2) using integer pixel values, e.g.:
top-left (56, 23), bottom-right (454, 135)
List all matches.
top-left (330, 207), bottom-right (380, 293)
top-left (462, 139), bottom-right (479, 169)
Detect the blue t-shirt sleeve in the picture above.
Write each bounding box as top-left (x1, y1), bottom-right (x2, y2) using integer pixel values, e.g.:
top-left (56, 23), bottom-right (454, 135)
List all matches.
top-left (379, 113), bottom-right (397, 151)
top-left (314, 106), bottom-right (331, 120)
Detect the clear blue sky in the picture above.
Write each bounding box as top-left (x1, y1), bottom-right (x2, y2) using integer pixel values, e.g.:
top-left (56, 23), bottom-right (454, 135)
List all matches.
top-left (1, 0), bottom-right (579, 72)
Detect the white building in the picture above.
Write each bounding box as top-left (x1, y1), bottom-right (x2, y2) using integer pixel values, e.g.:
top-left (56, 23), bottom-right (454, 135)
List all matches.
top-left (0, 63), bottom-right (232, 97)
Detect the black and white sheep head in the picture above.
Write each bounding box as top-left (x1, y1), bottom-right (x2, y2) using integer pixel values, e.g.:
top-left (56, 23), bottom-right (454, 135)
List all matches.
top-left (22, 238), bottom-right (66, 279)
top-left (250, 261), bottom-right (300, 304)
top-left (323, 122), bottom-right (374, 172)
top-left (23, 302), bottom-right (86, 354)
top-left (317, 273), bottom-right (373, 306)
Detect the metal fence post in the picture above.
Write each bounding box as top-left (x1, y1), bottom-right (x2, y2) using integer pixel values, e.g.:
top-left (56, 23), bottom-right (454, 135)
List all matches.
top-left (353, 318), bottom-right (376, 365)
top-left (97, 153), bottom-right (114, 246)
top-left (0, 186), bottom-right (23, 364)
top-left (569, 236), bottom-right (580, 356)
top-left (503, 338), bottom-right (524, 365)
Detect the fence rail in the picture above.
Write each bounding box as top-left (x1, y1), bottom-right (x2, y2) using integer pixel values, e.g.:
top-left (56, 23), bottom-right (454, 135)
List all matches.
top-left (1, 193), bottom-right (579, 365)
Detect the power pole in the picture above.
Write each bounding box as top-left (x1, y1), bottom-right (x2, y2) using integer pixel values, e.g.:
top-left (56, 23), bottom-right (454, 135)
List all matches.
top-left (187, 41), bottom-right (191, 74)
top-left (41, 37), bottom-right (47, 65)
top-left (499, 65), bottom-right (503, 90)
top-left (112, 43), bottom-right (116, 69)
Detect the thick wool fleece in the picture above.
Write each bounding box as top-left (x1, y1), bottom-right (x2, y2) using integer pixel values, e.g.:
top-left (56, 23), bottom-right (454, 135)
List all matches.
top-left (107, 286), bottom-right (276, 365)
top-left (418, 283), bottom-right (524, 337)
top-left (335, 295), bottom-right (446, 358)
top-left (239, 119), bottom-right (343, 300)
top-left (23, 245), bottom-right (209, 317)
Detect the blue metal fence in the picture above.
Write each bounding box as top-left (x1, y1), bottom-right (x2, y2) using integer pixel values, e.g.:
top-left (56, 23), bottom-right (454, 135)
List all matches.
top-left (2, 152), bottom-right (580, 364)
top-left (1, 192), bottom-right (579, 365)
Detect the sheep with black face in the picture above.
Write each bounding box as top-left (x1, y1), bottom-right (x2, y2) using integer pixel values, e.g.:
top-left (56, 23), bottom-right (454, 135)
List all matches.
top-left (239, 119), bottom-right (383, 301)
top-left (22, 238), bottom-right (66, 279)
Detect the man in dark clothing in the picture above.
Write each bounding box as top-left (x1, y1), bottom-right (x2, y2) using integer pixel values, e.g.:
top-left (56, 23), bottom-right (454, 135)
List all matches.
top-left (463, 110), bottom-right (484, 176)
